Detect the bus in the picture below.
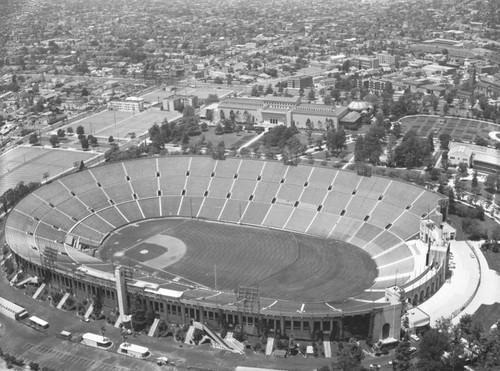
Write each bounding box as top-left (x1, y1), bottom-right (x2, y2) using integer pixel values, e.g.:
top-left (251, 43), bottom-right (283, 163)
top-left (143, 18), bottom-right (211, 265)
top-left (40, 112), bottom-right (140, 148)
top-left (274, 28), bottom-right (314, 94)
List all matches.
top-left (0, 297), bottom-right (29, 320)
top-left (118, 342), bottom-right (150, 359)
top-left (81, 333), bottom-right (112, 349)
top-left (28, 316), bottom-right (49, 329)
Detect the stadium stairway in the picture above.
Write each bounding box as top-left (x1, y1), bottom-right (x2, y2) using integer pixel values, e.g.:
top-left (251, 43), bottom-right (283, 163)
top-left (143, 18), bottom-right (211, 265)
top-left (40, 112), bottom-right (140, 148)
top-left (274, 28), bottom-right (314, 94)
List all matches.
top-left (56, 292), bottom-right (70, 310)
top-left (224, 332), bottom-right (245, 354)
top-left (32, 283), bottom-right (46, 300)
top-left (192, 321), bottom-right (238, 353)
top-left (324, 341), bottom-right (332, 358)
top-left (184, 325), bottom-right (195, 344)
top-left (83, 302), bottom-right (94, 321)
top-left (148, 318), bottom-right (160, 337)
top-left (265, 337), bottom-right (275, 356)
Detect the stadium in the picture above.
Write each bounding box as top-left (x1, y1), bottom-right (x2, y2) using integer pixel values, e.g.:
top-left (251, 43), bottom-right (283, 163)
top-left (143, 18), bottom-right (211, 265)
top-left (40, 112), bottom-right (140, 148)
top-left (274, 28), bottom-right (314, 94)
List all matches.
top-left (4, 156), bottom-right (453, 346)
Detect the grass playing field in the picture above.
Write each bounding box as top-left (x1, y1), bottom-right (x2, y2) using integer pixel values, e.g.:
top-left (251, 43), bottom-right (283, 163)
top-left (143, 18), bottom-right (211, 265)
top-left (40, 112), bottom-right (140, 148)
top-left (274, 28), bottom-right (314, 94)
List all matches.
top-left (400, 115), bottom-right (500, 143)
top-left (100, 218), bottom-right (377, 303)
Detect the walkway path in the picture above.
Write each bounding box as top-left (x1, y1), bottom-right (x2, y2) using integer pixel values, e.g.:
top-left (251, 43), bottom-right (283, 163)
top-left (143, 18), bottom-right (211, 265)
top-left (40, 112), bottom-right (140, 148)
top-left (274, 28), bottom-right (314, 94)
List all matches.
top-left (452, 241), bottom-right (500, 324)
top-left (418, 240), bottom-right (480, 326)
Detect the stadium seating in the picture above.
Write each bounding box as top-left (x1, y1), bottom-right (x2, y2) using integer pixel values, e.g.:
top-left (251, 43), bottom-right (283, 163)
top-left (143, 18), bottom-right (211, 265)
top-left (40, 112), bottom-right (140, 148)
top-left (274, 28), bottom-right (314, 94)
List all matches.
top-left (157, 156), bottom-right (191, 176)
top-left (284, 166), bottom-right (313, 186)
top-left (218, 199), bottom-right (248, 223)
top-left (373, 243), bottom-right (413, 267)
top-left (97, 206), bottom-right (129, 227)
top-left (284, 208), bottom-right (316, 233)
top-left (330, 217), bottom-right (363, 241)
top-left (230, 179), bottom-right (257, 200)
top-left (189, 157), bottom-right (216, 176)
top-left (102, 183), bottom-right (135, 203)
top-left (138, 198), bottom-right (161, 219)
top-left (6, 157), bottom-right (446, 296)
top-left (57, 197), bottom-right (91, 221)
top-left (241, 201), bottom-right (271, 225)
top-left (322, 192), bottom-right (351, 215)
top-left (213, 159), bottom-right (240, 178)
top-left (34, 181), bottom-right (72, 206)
top-left (299, 187), bottom-right (327, 208)
top-left (369, 202), bottom-right (402, 229)
top-left (382, 182), bottom-right (422, 209)
top-left (332, 171), bottom-right (360, 193)
top-left (356, 177), bottom-right (391, 200)
top-left (42, 209), bottom-right (76, 232)
top-left (364, 231), bottom-right (403, 256)
top-left (178, 196), bottom-right (204, 218)
top-left (130, 178), bottom-right (158, 199)
top-left (260, 161), bottom-right (288, 183)
top-left (410, 191), bottom-right (442, 217)
top-left (262, 204), bottom-right (294, 229)
top-left (80, 214), bottom-right (113, 235)
top-left (344, 196), bottom-right (378, 221)
top-left (185, 176), bottom-right (211, 196)
top-left (349, 223), bottom-right (383, 248)
top-left (116, 201), bottom-right (144, 222)
top-left (197, 197), bottom-right (226, 220)
top-left (159, 175), bottom-right (186, 196)
top-left (276, 184), bottom-right (303, 206)
top-left (15, 194), bottom-right (52, 220)
top-left (160, 196), bottom-right (182, 217)
top-left (306, 212), bottom-right (340, 238)
top-left (90, 165), bottom-right (127, 186)
top-left (308, 167), bottom-right (338, 190)
top-left (59, 171), bottom-right (98, 195)
top-left (78, 189), bottom-right (111, 212)
top-left (253, 181), bottom-right (281, 203)
top-left (390, 212), bottom-right (421, 241)
top-left (123, 158), bottom-right (158, 180)
top-left (208, 178), bottom-right (234, 198)
top-left (235, 160), bottom-right (264, 180)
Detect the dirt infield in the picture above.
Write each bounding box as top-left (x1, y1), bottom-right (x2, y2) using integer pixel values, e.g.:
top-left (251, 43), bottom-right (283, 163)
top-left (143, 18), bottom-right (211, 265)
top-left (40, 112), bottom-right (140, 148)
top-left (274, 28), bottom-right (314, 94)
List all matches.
top-left (100, 218), bottom-right (378, 303)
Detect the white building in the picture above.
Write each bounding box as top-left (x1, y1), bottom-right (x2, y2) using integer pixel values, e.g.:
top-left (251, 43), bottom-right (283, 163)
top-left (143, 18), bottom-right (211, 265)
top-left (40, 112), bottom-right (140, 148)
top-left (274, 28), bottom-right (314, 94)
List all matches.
top-left (109, 97), bottom-right (144, 112)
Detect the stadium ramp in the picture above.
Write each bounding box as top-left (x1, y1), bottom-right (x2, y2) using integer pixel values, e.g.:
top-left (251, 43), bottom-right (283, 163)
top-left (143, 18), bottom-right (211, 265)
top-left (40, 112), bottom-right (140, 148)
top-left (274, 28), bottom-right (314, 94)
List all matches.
top-left (324, 341), bottom-right (332, 358)
top-left (56, 292), bottom-right (70, 309)
top-left (265, 337), bottom-right (275, 355)
top-left (32, 283), bottom-right (46, 300)
top-left (148, 318), bottom-right (160, 337)
top-left (192, 321), bottom-right (241, 353)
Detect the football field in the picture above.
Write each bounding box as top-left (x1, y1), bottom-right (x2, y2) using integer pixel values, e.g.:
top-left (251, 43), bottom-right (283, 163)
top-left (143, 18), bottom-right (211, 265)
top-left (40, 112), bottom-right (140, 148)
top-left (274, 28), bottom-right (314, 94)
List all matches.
top-left (100, 218), bottom-right (377, 302)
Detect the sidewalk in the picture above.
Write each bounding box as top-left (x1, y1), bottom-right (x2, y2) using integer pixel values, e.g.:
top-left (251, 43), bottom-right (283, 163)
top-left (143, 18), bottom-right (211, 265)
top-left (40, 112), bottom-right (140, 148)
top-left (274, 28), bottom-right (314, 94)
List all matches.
top-left (418, 240), bottom-right (480, 326)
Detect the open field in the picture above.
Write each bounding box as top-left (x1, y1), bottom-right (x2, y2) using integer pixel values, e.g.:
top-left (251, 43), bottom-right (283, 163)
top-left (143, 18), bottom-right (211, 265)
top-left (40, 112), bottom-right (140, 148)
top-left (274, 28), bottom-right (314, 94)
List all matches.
top-left (400, 115), bottom-right (500, 143)
top-left (189, 128), bottom-right (257, 149)
top-left (0, 146), bottom-right (97, 195)
top-left (472, 302), bottom-right (500, 330)
top-left (96, 108), bottom-right (181, 139)
top-left (101, 218), bottom-right (377, 302)
top-left (63, 108), bottom-right (182, 140)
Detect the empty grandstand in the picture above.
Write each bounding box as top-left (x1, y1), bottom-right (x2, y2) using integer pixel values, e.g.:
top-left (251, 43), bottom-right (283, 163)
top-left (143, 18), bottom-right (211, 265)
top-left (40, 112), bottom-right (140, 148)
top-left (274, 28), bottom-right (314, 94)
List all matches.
top-left (4, 157), bottom-right (453, 344)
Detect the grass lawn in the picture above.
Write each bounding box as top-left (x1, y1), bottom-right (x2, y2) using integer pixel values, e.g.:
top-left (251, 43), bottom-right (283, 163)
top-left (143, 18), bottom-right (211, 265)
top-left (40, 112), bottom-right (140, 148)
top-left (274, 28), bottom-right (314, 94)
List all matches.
top-left (472, 302), bottom-right (500, 330)
top-left (101, 218), bottom-right (376, 302)
top-left (482, 249), bottom-right (500, 273)
top-left (189, 127), bottom-right (256, 149)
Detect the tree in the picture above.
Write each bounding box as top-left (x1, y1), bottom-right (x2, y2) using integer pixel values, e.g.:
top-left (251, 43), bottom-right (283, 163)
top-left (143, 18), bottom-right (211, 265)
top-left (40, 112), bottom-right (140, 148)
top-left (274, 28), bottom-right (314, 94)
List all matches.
top-left (324, 94), bottom-right (333, 105)
top-left (326, 128), bottom-right (347, 156)
top-left (484, 174), bottom-right (497, 193)
top-left (439, 133), bottom-right (451, 149)
top-left (29, 132), bottom-right (38, 145)
top-left (427, 132), bottom-right (434, 153)
top-left (108, 135), bottom-right (114, 143)
top-left (80, 137), bottom-right (89, 150)
top-left (265, 84), bottom-right (273, 95)
top-left (308, 89), bottom-right (316, 101)
top-left (49, 135), bottom-right (59, 148)
top-left (394, 131), bottom-right (432, 169)
top-left (76, 125), bottom-right (85, 136)
top-left (250, 85), bottom-right (259, 97)
top-left (215, 124), bottom-right (224, 135)
top-left (67, 127), bottom-right (74, 135)
top-left (443, 102), bottom-right (449, 115)
top-left (416, 328), bottom-right (450, 371)
top-left (88, 135), bottom-right (98, 147)
top-left (205, 94), bottom-right (219, 104)
top-left (394, 332), bottom-right (413, 371)
top-left (57, 129), bottom-right (65, 138)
